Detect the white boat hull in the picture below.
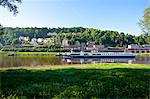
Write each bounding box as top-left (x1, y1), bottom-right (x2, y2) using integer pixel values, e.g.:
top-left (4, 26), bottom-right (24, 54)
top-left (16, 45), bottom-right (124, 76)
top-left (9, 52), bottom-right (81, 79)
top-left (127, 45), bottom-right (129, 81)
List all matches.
top-left (64, 52), bottom-right (136, 58)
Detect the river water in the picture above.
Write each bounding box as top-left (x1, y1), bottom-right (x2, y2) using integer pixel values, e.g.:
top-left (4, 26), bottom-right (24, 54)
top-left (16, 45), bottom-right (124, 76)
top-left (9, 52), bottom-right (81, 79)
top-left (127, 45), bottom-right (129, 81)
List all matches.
top-left (0, 55), bottom-right (149, 68)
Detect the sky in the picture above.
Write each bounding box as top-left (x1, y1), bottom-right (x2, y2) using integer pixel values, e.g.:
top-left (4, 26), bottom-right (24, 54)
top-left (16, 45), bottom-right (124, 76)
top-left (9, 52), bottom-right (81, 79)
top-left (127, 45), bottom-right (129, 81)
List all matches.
top-left (0, 0), bottom-right (150, 35)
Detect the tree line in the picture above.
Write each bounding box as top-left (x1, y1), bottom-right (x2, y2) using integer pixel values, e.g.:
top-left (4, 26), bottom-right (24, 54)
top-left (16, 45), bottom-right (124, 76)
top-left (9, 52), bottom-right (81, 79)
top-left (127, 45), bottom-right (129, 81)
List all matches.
top-left (0, 27), bottom-right (149, 47)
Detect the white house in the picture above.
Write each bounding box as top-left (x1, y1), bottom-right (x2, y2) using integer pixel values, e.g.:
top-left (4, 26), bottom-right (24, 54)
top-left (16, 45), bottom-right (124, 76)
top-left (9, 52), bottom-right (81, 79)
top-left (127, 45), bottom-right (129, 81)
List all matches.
top-left (47, 32), bottom-right (57, 36)
top-left (37, 38), bottom-right (43, 43)
top-left (31, 38), bottom-right (37, 45)
top-left (62, 38), bottom-right (69, 47)
top-left (43, 40), bottom-right (48, 44)
top-left (19, 36), bottom-right (29, 42)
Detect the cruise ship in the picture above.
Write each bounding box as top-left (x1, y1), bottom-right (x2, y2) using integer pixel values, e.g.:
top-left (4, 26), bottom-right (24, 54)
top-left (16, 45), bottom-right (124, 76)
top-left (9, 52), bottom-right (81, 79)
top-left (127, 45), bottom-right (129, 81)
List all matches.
top-left (63, 52), bottom-right (136, 58)
top-left (64, 58), bottom-right (135, 64)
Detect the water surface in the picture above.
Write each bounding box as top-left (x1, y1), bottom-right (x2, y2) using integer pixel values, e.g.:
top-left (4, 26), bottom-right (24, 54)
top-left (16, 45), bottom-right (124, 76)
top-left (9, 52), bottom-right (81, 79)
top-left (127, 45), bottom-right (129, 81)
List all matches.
top-left (0, 55), bottom-right (149, 68)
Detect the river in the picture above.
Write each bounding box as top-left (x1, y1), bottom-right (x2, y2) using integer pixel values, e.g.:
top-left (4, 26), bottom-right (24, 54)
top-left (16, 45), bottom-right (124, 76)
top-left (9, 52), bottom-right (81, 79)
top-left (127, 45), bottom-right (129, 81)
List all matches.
top-left (0, 55), bottom-right (149, 68)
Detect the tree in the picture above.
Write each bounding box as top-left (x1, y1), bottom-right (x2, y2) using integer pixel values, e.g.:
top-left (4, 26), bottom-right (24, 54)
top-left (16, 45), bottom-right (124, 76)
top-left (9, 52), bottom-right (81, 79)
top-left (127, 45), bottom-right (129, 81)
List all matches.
top-left (0, 0), bottom-right (22, 15)
top-left (0, 24), bottom-right (3, 35)
top-left (139, 6), bottom-right (150, 36)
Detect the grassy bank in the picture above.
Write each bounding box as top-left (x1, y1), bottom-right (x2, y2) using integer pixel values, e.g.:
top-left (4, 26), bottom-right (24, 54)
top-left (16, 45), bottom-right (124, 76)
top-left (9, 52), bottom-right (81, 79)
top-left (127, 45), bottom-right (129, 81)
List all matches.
top-left (1, 51), bottom-right (150, 56)
top-left (0, 63), bottom-right (150, 98)
top-left (137, 53), bottom-right (150, 56)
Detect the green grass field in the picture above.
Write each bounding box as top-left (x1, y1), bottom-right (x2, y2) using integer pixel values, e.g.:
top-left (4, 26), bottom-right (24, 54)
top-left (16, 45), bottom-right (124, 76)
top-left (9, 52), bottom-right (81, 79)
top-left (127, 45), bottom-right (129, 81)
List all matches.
top-left (0, 63), bottom-right (150, 98)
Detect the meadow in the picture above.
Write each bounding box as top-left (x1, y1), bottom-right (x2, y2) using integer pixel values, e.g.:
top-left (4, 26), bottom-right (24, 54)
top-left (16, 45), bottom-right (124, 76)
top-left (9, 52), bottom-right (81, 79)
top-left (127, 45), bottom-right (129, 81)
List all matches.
top-left (0, 63), bottom-right (150, 98)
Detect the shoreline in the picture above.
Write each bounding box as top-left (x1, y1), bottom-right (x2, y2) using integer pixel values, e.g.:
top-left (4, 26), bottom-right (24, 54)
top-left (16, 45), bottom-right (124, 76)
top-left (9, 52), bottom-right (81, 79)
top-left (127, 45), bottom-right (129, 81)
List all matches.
top-left (0, 63), bottom-right (150, 70)
top-left (0, 51), bottom-right (150, 56)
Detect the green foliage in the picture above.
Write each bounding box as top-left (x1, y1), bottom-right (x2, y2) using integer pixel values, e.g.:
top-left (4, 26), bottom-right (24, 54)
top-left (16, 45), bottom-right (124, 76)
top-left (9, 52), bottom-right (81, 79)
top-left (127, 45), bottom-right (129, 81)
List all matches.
top-left (0, 27), bottom-right (149, 47)
top-left (0, 45), bottom-right (68, 52)
top-left (139, 6), bottom-right (150, 36)
top-left (0, 0), bottom-right (22, 15)
top-left (0, 64), bottom-right (150, 98)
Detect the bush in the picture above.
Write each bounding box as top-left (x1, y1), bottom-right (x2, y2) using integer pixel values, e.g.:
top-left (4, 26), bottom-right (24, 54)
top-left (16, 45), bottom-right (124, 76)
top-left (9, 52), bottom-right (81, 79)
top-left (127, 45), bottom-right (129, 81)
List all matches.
top-left (0, 47), bottom-right (69, 52)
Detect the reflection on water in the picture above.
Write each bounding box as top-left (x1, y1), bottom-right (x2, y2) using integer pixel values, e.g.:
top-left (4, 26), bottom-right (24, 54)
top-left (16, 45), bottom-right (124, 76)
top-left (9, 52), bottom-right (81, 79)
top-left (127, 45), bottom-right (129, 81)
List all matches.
top-left (64, 56), bottom-right (150, 64)
top-left (0, 55), bottom-right (149, 68)
top-left (0, 55), bottom-right (63, 68)
top-left (63, 58), bottom-right (136, 64)
top-left (134, 56), bottom-right (150, 64)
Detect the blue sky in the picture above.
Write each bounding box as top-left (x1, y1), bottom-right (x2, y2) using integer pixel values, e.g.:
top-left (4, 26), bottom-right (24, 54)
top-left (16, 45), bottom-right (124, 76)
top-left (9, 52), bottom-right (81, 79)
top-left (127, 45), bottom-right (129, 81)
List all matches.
top-left (0, 0), bottom-right (149, 35)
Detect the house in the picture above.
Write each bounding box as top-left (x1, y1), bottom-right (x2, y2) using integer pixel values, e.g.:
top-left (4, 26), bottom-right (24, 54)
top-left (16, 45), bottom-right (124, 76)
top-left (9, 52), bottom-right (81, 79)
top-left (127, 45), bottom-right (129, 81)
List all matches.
top-left (19, 36), bottom-right (29, 42)
top-left (93, 45), bottom-right (104, 50)
top-left (62, 38), bottom-right (69, 47)
top-left (80, 42), bottom-right (86, 50)
top-left (37, 38), bottom-right (43, 43)
top-left (86, 45), bottom-right (105, 51)
top-left (64, 41), bottom-right (81, 50)
top-left (87, 42), bottom-right (95, 47)
top-left (43, 40), bottom-right (48, 44)
top-left (75, 41), bottom-right (80, 47)
top-left (47, 32), bottom-right (57, 36)
top-left (31, 38), bottom-right (37, 45)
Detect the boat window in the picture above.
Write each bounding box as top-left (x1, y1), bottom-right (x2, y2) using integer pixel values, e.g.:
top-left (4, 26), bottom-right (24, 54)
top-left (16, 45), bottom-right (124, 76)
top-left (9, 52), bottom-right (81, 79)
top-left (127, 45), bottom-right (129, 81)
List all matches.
top-left (97, 54), bottom-right (101, 55)
top-left (71, 54), bottom-right (80, 55)
top-left (142, 51), bottom-right (145, 53)
top-left (84, 54), bottom-right (88, 55)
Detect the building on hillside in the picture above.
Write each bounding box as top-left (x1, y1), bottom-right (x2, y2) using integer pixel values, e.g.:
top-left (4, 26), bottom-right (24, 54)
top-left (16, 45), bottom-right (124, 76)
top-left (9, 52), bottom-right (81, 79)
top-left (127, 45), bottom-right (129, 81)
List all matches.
top-left (43, 40), bottom-right (48, 44)
top-left (62, 38), bottom-right (69, 47)
top-left (93, 45), bottom-right (104, 50)
top-left (47, 32), bottom-right (57, 36)
top-left (87, 42), bottom-right (95, 47)
top-left (126, 44), bottom-right (150, 53)
top-left (85, 42), bottom-right (105, 52)
top-left (37, 38), bottom-right (43, 43)
top-left (19, 36), bottom-right (29, 42)
top-left (75, 41), bottom-right (80, 47)
top-left (80, 42), bottom-right (86, 51)
top-left (31, 38), bottom-right (38, 45)
top-left (65, 41), bottom-right (81, 50)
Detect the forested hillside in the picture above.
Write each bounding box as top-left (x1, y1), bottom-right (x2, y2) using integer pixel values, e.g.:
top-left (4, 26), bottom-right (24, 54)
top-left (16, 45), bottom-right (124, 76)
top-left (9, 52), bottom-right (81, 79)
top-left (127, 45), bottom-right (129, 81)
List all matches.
top-left (0, 27), bottom-right (149, 47)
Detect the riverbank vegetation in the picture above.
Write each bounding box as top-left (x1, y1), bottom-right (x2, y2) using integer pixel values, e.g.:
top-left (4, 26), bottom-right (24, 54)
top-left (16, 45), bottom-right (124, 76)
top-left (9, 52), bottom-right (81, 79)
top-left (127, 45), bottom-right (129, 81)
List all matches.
top-left (0, 51), bottom-right (58, 56)
top-left (0, 63), bottom-right (150, 98)
top-left (0, 27), bottom-right (149, 47)
top-left (0, 44), bottom-right (64, 52)
top-left (0, 51), bottom-right (150, 56)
